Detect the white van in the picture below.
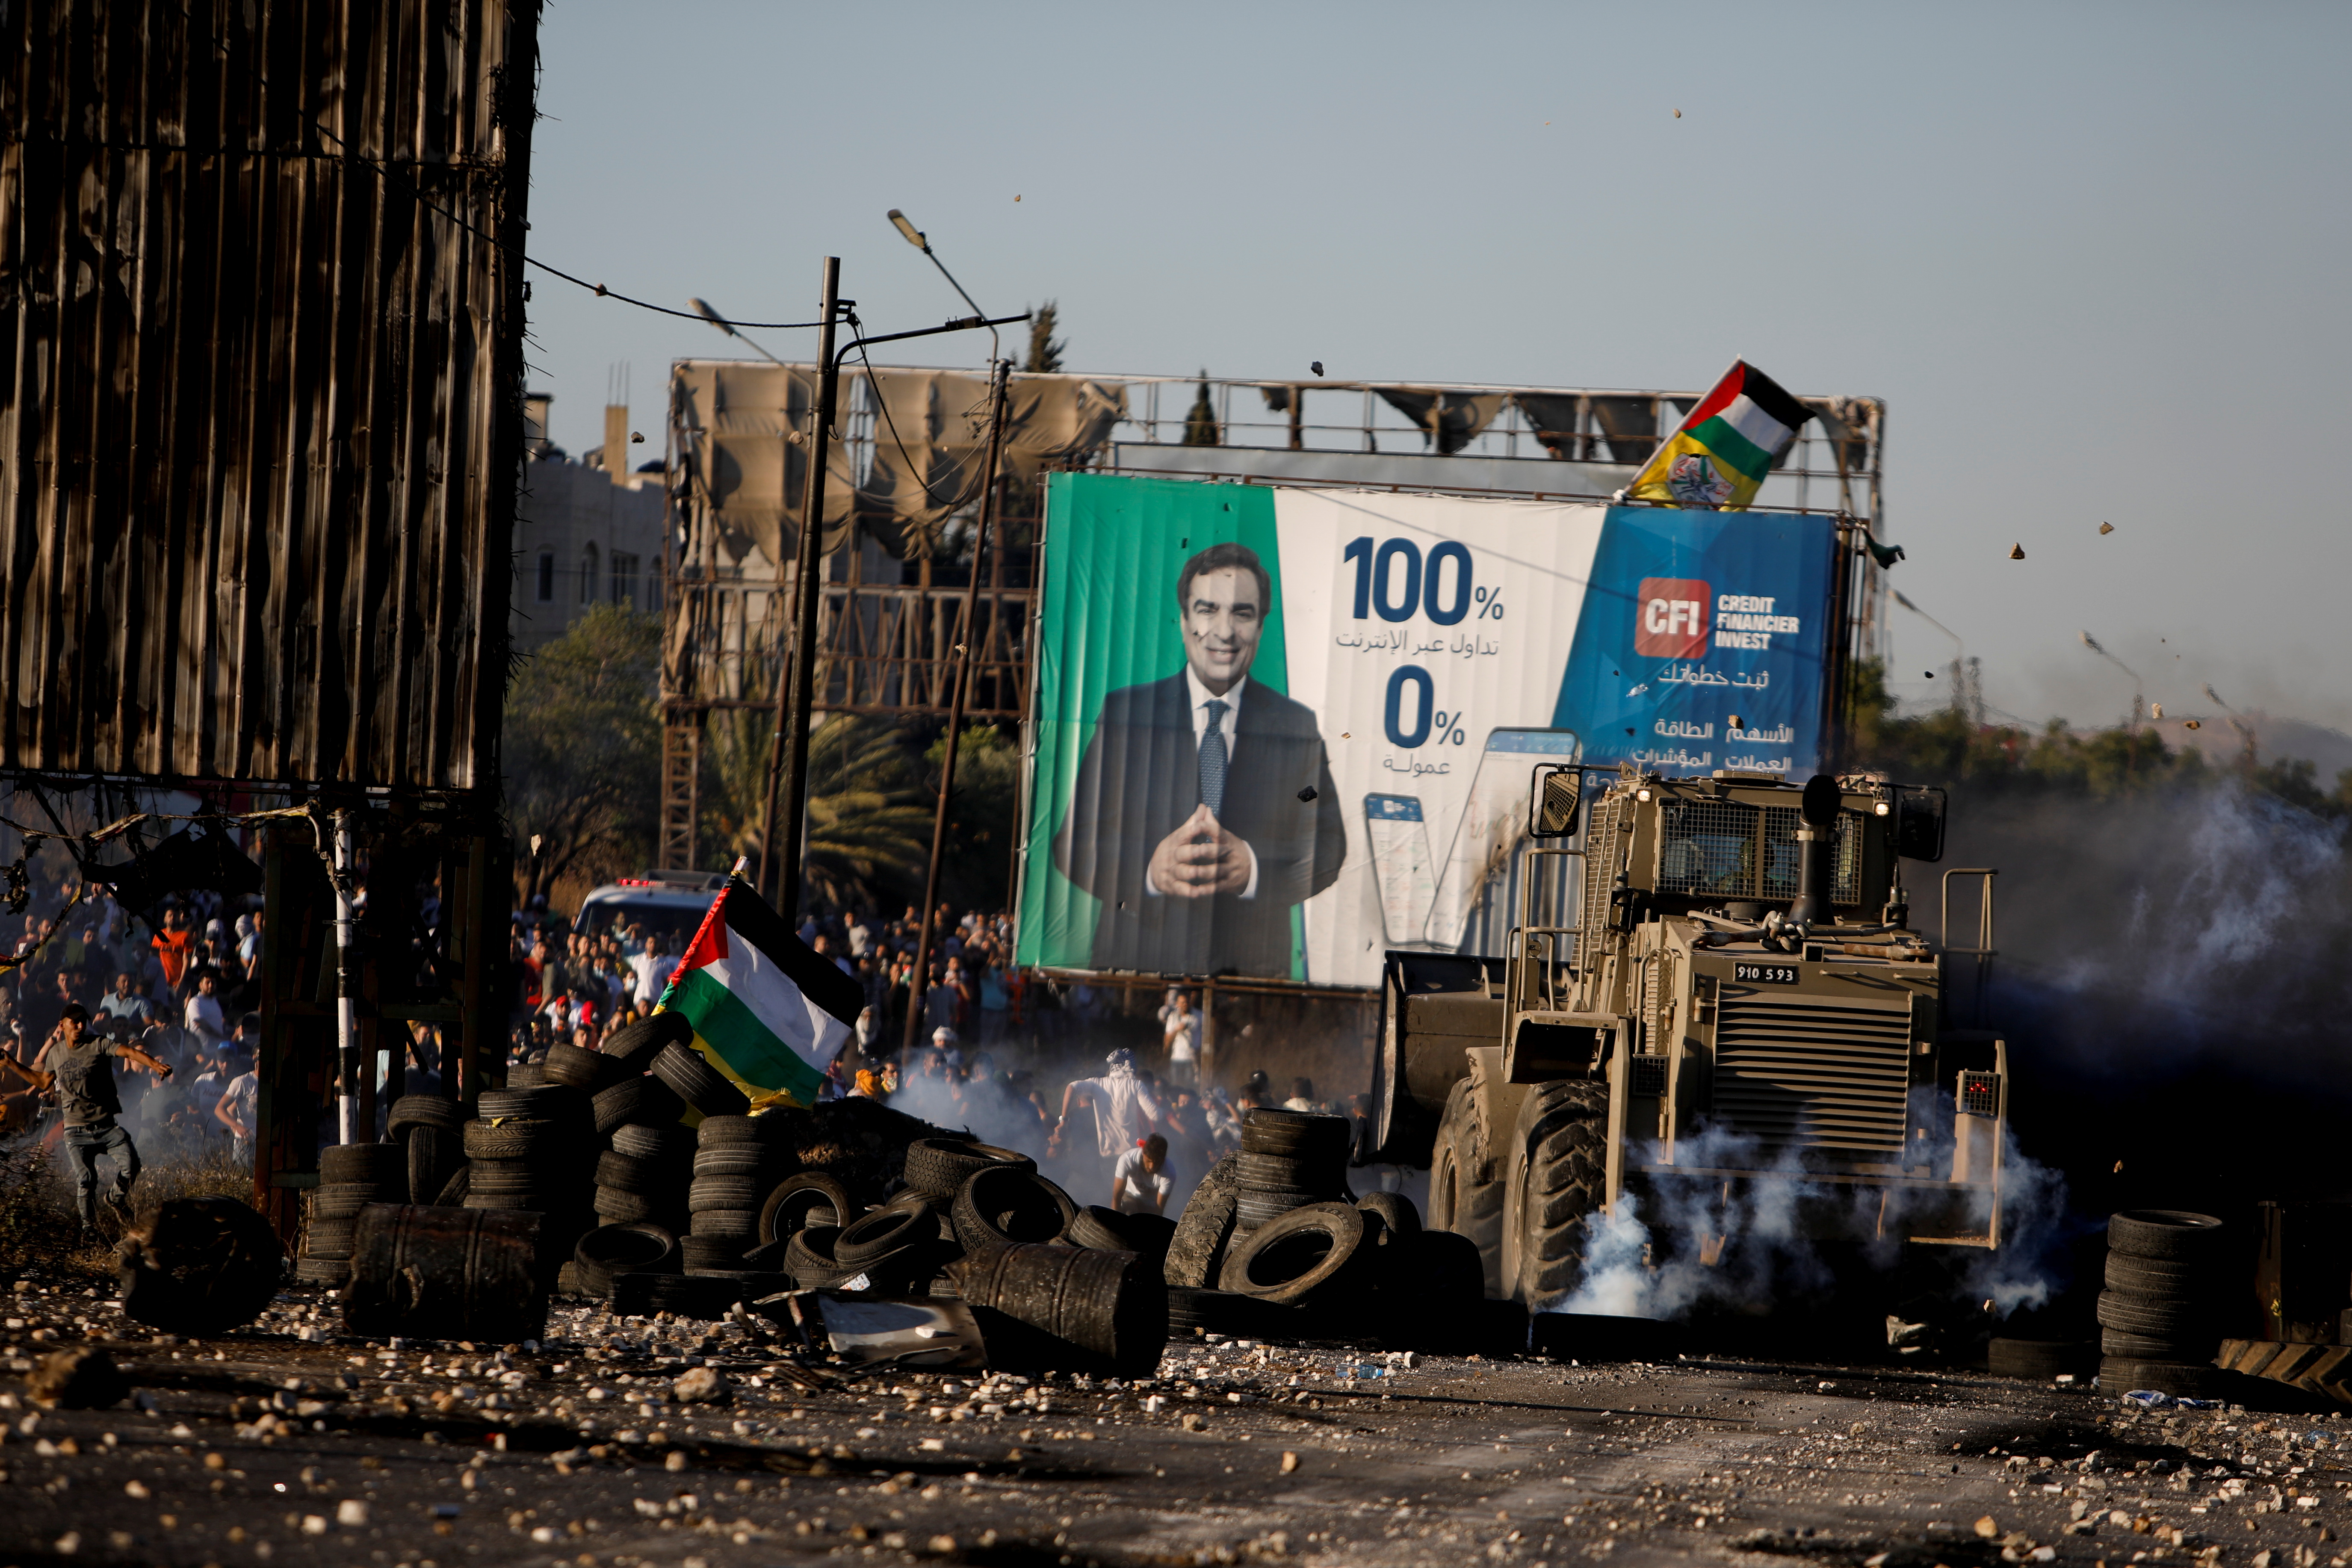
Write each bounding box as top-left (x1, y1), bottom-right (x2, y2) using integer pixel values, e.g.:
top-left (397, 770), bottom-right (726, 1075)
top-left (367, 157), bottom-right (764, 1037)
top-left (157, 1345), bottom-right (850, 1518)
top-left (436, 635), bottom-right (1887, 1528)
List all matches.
top-left (571, 870), bottom-right (726, 943)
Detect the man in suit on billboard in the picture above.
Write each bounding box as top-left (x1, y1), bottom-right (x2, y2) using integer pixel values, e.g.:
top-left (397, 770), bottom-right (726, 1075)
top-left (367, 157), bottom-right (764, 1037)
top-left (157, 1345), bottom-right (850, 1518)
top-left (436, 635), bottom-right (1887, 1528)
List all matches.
top-left (1053, 541), bottom-right (1346, 976)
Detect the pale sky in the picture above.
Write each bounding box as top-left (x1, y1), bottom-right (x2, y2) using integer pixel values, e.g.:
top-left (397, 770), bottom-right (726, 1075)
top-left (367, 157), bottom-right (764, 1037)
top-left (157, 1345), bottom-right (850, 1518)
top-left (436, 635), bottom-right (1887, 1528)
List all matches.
top-left (526, 2), bottom-right (2352, 740)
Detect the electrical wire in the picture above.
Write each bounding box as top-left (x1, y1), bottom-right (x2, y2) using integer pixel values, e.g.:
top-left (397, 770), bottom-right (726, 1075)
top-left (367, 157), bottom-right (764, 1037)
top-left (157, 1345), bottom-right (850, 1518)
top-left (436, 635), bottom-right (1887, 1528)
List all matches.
top-left (176, 5), bottom-right (821, 331)
top-left (846, 313), bottom-right (998, 528)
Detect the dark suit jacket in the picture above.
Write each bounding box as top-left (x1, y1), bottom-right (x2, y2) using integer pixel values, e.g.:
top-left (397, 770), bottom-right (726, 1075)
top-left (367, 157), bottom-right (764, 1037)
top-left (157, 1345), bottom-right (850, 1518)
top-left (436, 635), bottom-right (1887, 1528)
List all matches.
top-left (1052, 672), bottom-right (1346, 976)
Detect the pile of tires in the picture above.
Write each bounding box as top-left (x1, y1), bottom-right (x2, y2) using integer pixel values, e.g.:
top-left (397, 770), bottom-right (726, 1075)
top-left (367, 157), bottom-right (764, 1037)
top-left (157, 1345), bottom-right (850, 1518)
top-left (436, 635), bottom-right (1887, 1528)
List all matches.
top-left (387, 1095), bottom-right (463, 1205)
top-left (589, 1016), bottom-right (694, 1237)
top-left (461, 1078), bottom-right (600, 1279)
top-left (2098, 1208), bottom-right (2229, 1397)
top-left (297, 1142), bottom-right (409, 1287)
top-left (685, 1113), bottom-right (799, 1279)
top-left (1234, 1109), bottom-right (1352, 1231)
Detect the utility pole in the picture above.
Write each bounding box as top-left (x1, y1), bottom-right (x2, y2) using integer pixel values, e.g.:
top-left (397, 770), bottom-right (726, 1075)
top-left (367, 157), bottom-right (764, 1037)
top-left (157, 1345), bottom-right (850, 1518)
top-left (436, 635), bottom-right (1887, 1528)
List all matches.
top-left (758, 257), bottom-right (842, 917)
top-left (330, 808), bottom-right (360, 1145)
top-left (904, 357), bottom-right (1013, 1057)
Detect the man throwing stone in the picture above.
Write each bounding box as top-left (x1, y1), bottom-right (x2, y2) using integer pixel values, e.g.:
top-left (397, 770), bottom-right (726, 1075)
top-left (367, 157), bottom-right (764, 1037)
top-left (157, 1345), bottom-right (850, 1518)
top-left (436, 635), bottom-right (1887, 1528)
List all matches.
top-left (38, 1002), bottom-right (174, 1241)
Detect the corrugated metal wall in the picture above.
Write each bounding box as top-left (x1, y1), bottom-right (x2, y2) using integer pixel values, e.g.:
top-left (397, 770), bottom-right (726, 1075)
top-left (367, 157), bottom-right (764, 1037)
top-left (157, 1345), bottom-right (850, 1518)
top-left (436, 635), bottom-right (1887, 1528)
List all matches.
top-left (0, 0), bottom-right (538, 789)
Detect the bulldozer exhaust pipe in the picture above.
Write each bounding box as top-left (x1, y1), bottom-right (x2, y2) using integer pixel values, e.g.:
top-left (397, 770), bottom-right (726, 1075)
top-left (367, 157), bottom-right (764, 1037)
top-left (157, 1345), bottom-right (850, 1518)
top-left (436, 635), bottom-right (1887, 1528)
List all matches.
top-left (1790, 774), bottom-right (1842, 927)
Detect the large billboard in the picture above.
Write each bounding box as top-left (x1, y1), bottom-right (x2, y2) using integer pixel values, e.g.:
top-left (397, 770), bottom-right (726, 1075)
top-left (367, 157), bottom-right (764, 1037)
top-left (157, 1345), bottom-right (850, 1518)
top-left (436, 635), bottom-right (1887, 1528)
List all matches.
top-left (1016, 474), bottom-right (1841, 987)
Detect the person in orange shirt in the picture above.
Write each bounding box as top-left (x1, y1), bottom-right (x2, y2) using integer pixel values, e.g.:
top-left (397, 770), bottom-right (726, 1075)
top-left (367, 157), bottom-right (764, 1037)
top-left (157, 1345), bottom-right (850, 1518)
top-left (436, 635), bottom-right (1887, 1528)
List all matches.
top-left (151, 908), bottom-right (193, 996)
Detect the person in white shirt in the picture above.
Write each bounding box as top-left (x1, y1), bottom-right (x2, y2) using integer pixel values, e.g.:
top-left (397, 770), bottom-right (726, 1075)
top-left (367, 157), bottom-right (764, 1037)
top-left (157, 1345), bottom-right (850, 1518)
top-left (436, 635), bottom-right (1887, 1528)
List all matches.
top-left (213, 1047), bottom-right (258, 1163)
top-left (1111, 1134), bottom-right (1173, 1215)
top-left (183, 972), bottom-right (229, 1053)
top-left (1050, 1049), bottom-right (1164, 1167)
top-left (1161, 989), bottom-right (1201, 1088)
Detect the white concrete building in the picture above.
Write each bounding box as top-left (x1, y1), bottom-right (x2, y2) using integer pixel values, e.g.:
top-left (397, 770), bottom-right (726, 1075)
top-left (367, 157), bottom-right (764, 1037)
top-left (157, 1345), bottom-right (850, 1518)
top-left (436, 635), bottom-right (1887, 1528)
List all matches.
top-left (510, 393), bottom-right (667, 653)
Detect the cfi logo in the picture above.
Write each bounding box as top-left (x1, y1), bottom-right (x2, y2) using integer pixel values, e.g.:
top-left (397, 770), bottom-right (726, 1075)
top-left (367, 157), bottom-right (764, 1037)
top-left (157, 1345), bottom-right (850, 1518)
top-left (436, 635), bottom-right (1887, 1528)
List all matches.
top-left (1634, 577), bottom-right (1711, 659)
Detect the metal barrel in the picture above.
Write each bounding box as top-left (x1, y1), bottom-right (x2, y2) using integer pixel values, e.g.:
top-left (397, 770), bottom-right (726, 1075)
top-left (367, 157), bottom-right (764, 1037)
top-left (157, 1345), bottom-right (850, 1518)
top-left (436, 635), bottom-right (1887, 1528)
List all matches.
top-left (954, 1243), bottom-right (1165, 1376)
top-left (342, 1205), bottom-right (547, 1343)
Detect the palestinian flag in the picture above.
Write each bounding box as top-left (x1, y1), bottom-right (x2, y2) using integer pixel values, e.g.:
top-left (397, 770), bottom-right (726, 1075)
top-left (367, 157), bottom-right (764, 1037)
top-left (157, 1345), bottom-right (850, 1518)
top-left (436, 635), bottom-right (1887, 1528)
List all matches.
top-left (654, 876), bottom-right (863, 1109)
top-left (1625, 361), bottom-right (1812, 511)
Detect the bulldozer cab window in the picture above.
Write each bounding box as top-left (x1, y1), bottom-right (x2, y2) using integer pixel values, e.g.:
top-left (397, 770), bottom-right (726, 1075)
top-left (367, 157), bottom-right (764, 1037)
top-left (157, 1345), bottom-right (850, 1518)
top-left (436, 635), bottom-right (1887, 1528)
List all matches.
top-left (1658, 796), bottom-right (1867, 907)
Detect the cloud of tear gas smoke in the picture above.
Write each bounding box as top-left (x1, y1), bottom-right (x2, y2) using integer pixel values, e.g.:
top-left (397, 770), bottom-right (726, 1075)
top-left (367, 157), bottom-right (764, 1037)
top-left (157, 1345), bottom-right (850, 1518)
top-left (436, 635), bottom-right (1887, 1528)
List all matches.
top-left (1554, 1114), bottom-right (2068, 1323)
top-left (884, 1067), bottom-right (1052, 1166)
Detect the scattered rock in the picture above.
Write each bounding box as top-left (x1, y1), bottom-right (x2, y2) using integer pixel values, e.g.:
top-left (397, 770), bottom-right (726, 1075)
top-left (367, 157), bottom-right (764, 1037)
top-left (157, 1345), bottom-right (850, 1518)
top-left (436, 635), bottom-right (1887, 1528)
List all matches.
top-left (673, 1366), bottom-right (730, 1405)
top-left (29, 1347), bottom-right (128, 1410)
top-left (1976, 1516), bottom-right (2001, 1539)
top-left (1280, 1451), bottom-right (1299, 1474)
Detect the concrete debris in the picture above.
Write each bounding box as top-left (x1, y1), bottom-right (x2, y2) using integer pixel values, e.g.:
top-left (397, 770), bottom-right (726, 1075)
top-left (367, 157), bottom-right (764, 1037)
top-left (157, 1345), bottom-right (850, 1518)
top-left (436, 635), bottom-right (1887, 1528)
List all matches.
top-left (672, 1365), bottom-right (730, 1404)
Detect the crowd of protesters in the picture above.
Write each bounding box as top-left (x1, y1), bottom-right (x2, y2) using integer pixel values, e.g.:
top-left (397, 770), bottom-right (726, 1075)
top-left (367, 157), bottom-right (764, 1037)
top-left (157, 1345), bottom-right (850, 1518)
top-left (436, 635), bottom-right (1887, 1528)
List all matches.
top-left (0, 871), bottom-right (1376, 1245)
top-left (501, 898), bottom-right (1380, 1218)
top-left (0, 882), bottom-right (266, 1240)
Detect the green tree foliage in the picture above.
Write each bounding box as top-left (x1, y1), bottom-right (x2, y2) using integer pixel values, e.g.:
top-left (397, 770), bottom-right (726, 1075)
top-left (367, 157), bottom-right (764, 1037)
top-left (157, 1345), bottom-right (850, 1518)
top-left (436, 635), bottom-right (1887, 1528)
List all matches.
top-left (505, 605), bottom-right (662, 902)
top-left (1182, 372), bottom-right (1220, 447)
top-left (1023, 301), bottom-right (1065, 374)
top-left (701, 708), bottom-right (932, 910)
top-left (925, 724), bottom-right (1022, 911)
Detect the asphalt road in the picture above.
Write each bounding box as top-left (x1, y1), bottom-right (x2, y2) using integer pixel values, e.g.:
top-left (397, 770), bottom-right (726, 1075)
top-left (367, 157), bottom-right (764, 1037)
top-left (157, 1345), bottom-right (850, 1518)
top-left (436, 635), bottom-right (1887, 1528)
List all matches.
top-left (2, 1279), bottom-right (2346, 1568)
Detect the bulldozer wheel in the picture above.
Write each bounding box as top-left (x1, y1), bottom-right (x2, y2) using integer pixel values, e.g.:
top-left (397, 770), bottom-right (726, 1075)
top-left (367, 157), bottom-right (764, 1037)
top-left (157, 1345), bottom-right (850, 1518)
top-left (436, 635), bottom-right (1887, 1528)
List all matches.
top-left (1427, 1077), bottom-right (1504, 1298)
top-left (1505, 1079), bottom-right (1610, 1308)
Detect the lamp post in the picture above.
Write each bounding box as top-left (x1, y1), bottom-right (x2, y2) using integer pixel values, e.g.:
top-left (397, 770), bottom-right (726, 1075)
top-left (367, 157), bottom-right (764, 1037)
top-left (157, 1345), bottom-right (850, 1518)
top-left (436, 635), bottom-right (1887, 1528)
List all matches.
top-left (888, 208), bottom-right (1000, 363)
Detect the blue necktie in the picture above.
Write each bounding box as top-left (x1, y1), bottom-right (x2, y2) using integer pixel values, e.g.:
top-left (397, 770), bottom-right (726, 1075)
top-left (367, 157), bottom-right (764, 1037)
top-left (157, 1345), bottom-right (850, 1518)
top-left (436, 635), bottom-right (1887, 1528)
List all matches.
top-left (1199, 699), bottom-right (1229, 818)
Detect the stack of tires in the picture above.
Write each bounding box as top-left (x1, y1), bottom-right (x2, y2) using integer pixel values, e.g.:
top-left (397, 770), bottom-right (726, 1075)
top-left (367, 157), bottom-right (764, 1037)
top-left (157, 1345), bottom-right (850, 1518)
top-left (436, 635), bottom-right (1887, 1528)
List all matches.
top-left (587, 1016), bottom-right (693, 1237)
top-left (298, 1143), bottom-right (409, 1287)
top-left (461, 1077), bottom-right (600, 1282)
top-left (685, 1113), bottom-right (797, 1278)
top-left (1234, 1109), bottom-right (1352, 1231)
top-left (386, 1095), bottom-right (464, 1206)
top-left (953, 1241), bottom-right (1166, 1376)
top-left (2099, 1208), bottom-right (2229, 1397)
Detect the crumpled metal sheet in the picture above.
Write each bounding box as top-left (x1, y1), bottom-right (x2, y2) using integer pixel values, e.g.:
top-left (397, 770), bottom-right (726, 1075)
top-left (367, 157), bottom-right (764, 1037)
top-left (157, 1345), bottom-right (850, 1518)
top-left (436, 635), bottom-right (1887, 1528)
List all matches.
top-left (1375, 389), bottom-right (1509, 455)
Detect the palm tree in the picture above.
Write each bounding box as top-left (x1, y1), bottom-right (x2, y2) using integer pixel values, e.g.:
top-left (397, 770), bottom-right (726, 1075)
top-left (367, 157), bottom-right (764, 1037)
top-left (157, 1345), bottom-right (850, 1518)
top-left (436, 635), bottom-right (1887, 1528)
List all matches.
top-left (702, 709), bottom-right (931, 908)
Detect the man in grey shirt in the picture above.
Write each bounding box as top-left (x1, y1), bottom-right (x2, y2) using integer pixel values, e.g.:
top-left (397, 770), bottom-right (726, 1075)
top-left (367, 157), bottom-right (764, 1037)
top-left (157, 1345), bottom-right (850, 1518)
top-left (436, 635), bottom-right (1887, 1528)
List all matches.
top-left (37, 1003), bottom-right (175, 1237)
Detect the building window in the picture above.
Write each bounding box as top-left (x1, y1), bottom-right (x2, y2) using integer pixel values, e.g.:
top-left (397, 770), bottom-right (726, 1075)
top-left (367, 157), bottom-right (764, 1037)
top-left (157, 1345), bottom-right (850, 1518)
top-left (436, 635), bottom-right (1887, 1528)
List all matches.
top-left (535, 551), bottom-right (555, 602)
top-left (579, 543), bottom-right (599, 605)
top-left (610, 552), bottom-right (639, 608)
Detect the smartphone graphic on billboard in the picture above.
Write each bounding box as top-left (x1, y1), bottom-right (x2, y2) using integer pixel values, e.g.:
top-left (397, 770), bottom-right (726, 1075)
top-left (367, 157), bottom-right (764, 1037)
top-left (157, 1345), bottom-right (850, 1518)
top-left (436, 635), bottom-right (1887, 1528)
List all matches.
top-left (1363, 794), bottom-right (1438, 948)
top-left (1422, 727), bottom-right (1582, 950)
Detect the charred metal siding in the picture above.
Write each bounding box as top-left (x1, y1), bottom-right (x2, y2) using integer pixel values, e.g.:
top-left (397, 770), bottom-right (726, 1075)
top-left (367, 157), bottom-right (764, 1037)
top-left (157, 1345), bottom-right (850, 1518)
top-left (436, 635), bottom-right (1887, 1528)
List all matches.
top-left (0, 0), bottom-right (538, 789)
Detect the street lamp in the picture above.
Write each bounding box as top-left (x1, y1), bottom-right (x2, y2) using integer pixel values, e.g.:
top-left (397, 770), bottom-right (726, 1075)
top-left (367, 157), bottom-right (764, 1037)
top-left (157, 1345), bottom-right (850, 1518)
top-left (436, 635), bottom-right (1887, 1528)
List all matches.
top-left (887, 208), bottom-right (998, 361)
top-left (687, 297), bottom-right (789, 368)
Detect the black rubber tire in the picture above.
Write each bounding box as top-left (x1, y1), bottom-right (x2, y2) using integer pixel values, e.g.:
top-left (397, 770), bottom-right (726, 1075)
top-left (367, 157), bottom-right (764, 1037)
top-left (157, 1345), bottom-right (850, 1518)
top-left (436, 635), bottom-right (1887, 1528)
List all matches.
top-left (312, 1182), bottom-right (380, 1220)
top-left (387, 1096), bottom-right (460, 1138)
top-left (1239, 1108), bottom-right (1351, 1161)
top-left (1065, 1205), bottom-right (1133, 1252)
top-left (650, 1042), bottom-right (750, 1117)
top-left (407, 1126), bottom-right (452, 1205)
top-left (785, 1225), bottom-right (856, 1287)
top-left (543, 1042), bottom-right (614, 1091)
top-left (573, 1223), bottom-right (680, 1296)
top-left (593, 1076), bottom-right (684, 1137)
top-left (1234, 1188), bottom-right (1318, 1232)
top-left (1218, 1202), bottom-right (1372, 1304)
top-left (2101, 1326), bottom-right (2207, 1359)
top-left (601, 1012), bottom-right (693, 1074)
top-left (304, 1218), bottom-right (357, 1257)
top-left (759, 1173), bottom-right (853, 1245)
top-left (1506, 1079), bottom-right (1609, 1307)
top-left (1356, 1190), bottom-right (1421, 1239)
top-left (1382, 1228), bottom-right (1489, 1352)
top-left (294, 1256), bottom-right (349, 1286)
top-left (505, 1063), bottom-right (548, 1088)
top-left (1166, 1286), bottom-right (1258, 1337)
top-left (680, 1234), bottom-right (749, 1272)
top-left (319, 1143), bottom-right (405, 1186)
top-left (1119, 1212), bottom-right (1177, 1259)
top-left (1235, 1151), bottom-right (1320, 1190)
top-left (692, 1146), bottom-right (771, 1178)
top-left (2101, 1356), bottom-right (2229, 1399)
top-left (433, 1164), bottom-right (471, 1207)
top-left (951, 1166), bottom-right (1078, 1251)
top-left (595, 1151), bottom-right (662, 1195)
top-left (1165, 1155), bottom-right (1240, 1289)
top-left (2105, 1251), bottom-right (2204, 1297)
top-left (1990, 1337), bottom-right (2092, 1380)
top-left (2097, 1289), bottom-right (2218, 1338)
top-left (688, 1175), bottom-right (762, 1214)
top-left (2107, 1210), bottom-right (2227, 1262)
top-left (902, 1138), bottom-right (1034, 1199)
top-left (611, 1121), bottom-right (694, 1163)
top-left (954, 1241), bottom-right (1165, 1376)
top-left (478, 1086), bottom-right (585, 1122)
top-left (689, 1208), bottom-right (759, 1241)
top-left (835, 1201), bottom-right (940, 1265)
top-left (694, 1114), bottom-right (779, 1146)
top-left (1427, 1077), bottom-right (1504, 1299)
top-left (594, 1188), bottom-right (662, 1224)
top-left (463, 1119), bottom-right (564, 1161)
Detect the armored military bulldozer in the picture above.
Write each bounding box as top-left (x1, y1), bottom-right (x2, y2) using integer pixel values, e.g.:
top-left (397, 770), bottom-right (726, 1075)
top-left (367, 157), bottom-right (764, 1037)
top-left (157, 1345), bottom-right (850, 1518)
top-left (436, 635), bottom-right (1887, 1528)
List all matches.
top-left (1369, 764), bottom-right (2008, 1306)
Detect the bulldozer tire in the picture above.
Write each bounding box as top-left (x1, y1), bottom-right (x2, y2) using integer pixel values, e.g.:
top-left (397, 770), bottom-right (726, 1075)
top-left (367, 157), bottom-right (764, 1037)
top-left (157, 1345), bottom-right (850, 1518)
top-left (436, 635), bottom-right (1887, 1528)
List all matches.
top-left (1427, 1077), bottom-right (1504, 1298)
top-left (1504, 1079), bottom-right (1609, 1307)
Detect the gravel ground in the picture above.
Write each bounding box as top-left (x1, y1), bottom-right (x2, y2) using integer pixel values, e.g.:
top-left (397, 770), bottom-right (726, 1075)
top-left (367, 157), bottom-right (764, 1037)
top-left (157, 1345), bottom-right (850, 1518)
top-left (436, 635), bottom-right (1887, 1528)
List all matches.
top-left (2, 1278), bottom-right (2348, 1568)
